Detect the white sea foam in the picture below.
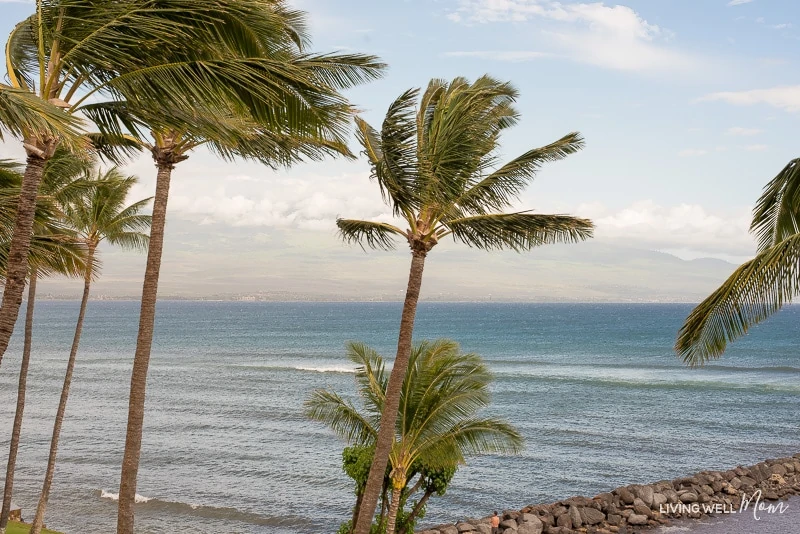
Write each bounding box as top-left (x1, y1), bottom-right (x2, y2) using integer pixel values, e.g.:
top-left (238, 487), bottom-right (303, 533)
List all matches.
top-left (99, 489), bottom-right (151, 504)
top-left (296, 365), bottom-right (356, 374)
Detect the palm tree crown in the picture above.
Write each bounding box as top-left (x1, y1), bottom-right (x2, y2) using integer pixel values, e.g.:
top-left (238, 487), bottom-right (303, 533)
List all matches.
top-left (306, 339), bottom-right (522, 534)
top-left (338, 75), bottom-right (594, 255)
top-left (676, 158), bottom-right (800, 366)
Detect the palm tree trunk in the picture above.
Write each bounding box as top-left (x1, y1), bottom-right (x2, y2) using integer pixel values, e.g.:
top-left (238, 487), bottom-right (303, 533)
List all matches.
top-left (30, 247), bottom-right (94, 534)
top-left (385, 485), bottom-right (403, 534)
top-left (0, 272), bottom-right (37, 533)
top-left (0, 154), bottom-right (48, 371)
top-left (399, 488), bottom-right (433, 534)
top-left (117, 156), bottom-right (175, 534)
top-left (353, 250), bottom-right (427, 534)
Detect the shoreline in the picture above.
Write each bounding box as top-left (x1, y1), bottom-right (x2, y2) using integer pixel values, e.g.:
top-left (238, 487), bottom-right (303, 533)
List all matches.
top-left (418, 454), bottom-right (800, 534)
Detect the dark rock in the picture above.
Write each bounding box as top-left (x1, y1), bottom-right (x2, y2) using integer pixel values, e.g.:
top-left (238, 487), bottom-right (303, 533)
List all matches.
top-left (606, 514), bottom-right (622, 526)
top-left (580, 507), bottom-right (605, 525)
top-left (616, 488), bottom-right (635, 505)
top-left (500, 519), bottom-right (518, 530)
top-left (517, 518), bottom-right (543, 534)
top-left (456, 522), bottom-right (476, 532)
top-left (679, 492), bottom-right (698, 503)
top-left (628, 514), bottom-right (648, 525)
top-left (568, 506), bottom-right (582, 528)
top-left (556, 513), bottom-right (572, 529)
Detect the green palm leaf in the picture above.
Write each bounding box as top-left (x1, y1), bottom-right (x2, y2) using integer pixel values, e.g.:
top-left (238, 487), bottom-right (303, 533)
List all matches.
top-left (676, 233), bottom-right (800, 366)
top-left (337, 219), bottom-right (405, 251)
top-left (751, 159), bottom-right (800, 252)
top-left (442, 212), bottom-right (594, 251)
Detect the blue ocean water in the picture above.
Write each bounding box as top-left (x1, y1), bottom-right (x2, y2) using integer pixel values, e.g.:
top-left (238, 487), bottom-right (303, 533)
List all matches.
top-left (0, 302), bottom-right (797, 533)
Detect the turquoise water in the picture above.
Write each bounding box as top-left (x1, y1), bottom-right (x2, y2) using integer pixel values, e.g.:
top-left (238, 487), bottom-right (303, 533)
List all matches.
top-left (0, 302), bottom-right (797, 533)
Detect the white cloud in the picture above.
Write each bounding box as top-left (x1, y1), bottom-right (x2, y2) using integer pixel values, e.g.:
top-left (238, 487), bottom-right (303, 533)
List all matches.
top-left (167, 170), bottom-right (394, 230)
top-left (443, 50), bottom-right (551, 62)
top-left (699, 85), bottom-right (800, 112)
top-left (744, 144), bottom-right (768, 151)
top-left (447, 1), bottom-right (696, 73)
top-left (578, 200), bottom-right (754, 257)
top-left (727, 0), bottom-right (754, 5)
top-left (726, 126), bottom-right (763, 136)
top-left (772, 23), bottom-right (792, 29)
top-left (678, 149), bottom-right (708, 157)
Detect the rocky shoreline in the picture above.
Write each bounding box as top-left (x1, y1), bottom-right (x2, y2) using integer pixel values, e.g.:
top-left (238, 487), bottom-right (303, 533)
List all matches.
top-left (417, 454), bottom-right (800, 534)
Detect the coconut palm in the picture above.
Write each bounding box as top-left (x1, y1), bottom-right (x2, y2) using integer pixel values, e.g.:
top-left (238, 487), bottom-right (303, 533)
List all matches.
top-left (0, 156), bottom-right (87, 534)
top-left (676, 159), bottom-right (800, 366)
top-left (94, 10), bottom-right (384, 533)
top-left (27, 169), bottom-right (150, 534)
top-left (0, 0), bottom-right (273, 372)
top-left (338, 76), bottom-right (593, 533)
top-left (306, 340), bottom-right (523, 534)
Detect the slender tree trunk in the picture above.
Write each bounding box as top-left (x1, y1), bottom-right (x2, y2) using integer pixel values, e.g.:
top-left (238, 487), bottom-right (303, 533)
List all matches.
top-left (0, 272), bottom-right (36, 533)
top-left (354, 250), bottom-right (427, 534)
top-left (0, 152), bottom-right (49, 371)
top-left (350, 490), bottom-right (363, 532)
top-left (30, 247), bottom-right (94, 534)
top-left (385, 484), bottom-right (403, 534)
top-left (399, 489), bottom-right (433, 534)
top-left (117, 152), bottom-right (178, 534)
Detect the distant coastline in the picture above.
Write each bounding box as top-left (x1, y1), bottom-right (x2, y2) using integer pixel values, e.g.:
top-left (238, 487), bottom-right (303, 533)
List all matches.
top-left (29, 295), bottom-right (720, 303)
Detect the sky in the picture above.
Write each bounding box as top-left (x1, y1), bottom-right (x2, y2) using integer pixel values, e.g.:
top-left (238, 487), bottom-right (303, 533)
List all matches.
top-left (1, 0), bottom-right (799, 300)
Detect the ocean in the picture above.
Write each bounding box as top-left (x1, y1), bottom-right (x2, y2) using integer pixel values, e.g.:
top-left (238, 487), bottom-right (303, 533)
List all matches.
top-left (0, 302), bottom-right (797, 533)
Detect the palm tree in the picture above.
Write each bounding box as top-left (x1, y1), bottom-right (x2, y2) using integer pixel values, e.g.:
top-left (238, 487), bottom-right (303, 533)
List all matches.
top-left (338, 76), bottom-right (593, 533)
top-left (92, 8), bottom-right (385, 532)
top-left (0, 156), bottom-right (87, 534)
top-left (306, 340), bottom-right (523, 534)
top-left (0, 0), bottom-right (270, 372)
top-left (676, 159), bottom-right (800, 366)
top-left (28, 169), bottom-right (151, 534)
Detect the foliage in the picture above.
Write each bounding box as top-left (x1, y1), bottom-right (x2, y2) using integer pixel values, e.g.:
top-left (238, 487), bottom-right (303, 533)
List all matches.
top-left (306, 340), bottom-right (522, 533)
top-left (676, 158), bottom-right (800, 365)
top-left (338, 76), bottom-right (594, 255)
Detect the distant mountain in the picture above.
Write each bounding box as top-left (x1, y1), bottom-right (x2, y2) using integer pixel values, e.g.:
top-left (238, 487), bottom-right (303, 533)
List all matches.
top-left (36, 219), bottom-right (737, 302)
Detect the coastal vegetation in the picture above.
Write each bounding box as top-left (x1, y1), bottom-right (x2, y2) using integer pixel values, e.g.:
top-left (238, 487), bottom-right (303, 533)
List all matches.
top-left (676, 158), bottom-right (800, 365)
top-left (0, 152), bottom-right (88, 532)
top-left (30, 168), bottom-right (151, 534)
top-left (305, 340), bottom-right (522, 534)
top-left (337, 76), bottom-right (593, 534)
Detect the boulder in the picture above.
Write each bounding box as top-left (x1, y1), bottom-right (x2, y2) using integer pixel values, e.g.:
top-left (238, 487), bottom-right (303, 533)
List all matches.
top-left (457, 522), bottom-right (476, 532)
top-left (580, 507), bottom-right (605, 525)
top-left (500, 519), bottom-right (518, 530)
top-left (439, 527), bottom-right (459, 534)
top-left (556, 512), bottom-right (572, 529)
top-left (474, 525), bottom-right (492, 534)
top-left (628, 514), bottom-right (648, 526)
top-left (517, 518), bottom-right (543, 534)
top-left (679, 492), bottom-right (698, 503)
top-left (606, 514), bottom-right (622, 526)
top-left (616, 488), bottom-right (635, 505)
top-left (652, 493), bottom-right (667, 509)
top-left (635, 485), bottom-right (654, 507)
top-left (568, 506), bottom-right (582, 528)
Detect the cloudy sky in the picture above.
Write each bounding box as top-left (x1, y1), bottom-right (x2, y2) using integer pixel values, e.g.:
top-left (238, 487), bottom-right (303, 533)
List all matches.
top-left (1, 0), bottom-right (798, 300)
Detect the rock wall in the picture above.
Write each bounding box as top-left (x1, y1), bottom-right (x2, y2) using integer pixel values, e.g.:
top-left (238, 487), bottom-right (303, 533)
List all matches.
top-left (417, 454), bottom-right (800, 534)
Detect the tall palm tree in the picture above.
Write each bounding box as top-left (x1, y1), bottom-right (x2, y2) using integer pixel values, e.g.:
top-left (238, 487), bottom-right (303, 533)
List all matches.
top-left (306, 340), bottom-right (523, 534)
top-left (0, 156), bottom-right (87, 534)
top-left (28, 169), bottom-right (151, 534)
top-left (676, 159), bottom-right (800, 365)
top-left (90, 8), bottom-right (385, 533)
top-left (0, 0), bottom-right (270, 372)
top-left (339, 76), bottom-right (593, 534)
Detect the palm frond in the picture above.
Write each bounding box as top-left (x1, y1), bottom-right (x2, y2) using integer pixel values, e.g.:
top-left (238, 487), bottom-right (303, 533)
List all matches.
top-left (454, 132), bottom-right (585, 216)
top-left (442, 212), bottom-right (594, 251)
top-left (0, 85), bottom-right (85, 147)
top-left (304, 389), bottom-right (378, 445)
top-left (676, 233), bottom-right (800, 366)
top-left (751, 158), bottom-right (800, 252)
top-left (336, 219), bottom-right (405, 251)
